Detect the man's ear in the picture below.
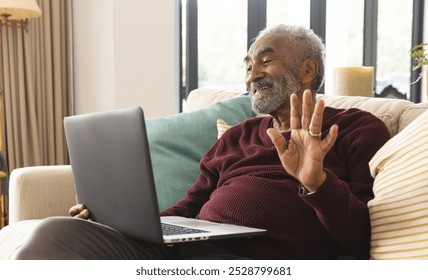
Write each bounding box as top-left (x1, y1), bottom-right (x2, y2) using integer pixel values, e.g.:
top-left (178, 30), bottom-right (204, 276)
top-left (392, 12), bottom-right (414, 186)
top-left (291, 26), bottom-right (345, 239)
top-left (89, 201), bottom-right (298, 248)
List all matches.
top-left (300, 57), bottom-right (318, 85)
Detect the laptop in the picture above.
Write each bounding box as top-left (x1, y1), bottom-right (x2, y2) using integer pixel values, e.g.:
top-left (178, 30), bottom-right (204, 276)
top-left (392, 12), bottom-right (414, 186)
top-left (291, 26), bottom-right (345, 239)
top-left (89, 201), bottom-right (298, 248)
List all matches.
top-left (63, 107), bottom-right (266, 244)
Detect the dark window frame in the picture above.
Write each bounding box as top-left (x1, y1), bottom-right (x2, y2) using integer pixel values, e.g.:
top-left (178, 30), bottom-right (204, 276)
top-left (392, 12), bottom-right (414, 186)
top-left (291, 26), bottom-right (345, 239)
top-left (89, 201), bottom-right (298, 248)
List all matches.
top-left (247, 0), bottom-right (267, 50)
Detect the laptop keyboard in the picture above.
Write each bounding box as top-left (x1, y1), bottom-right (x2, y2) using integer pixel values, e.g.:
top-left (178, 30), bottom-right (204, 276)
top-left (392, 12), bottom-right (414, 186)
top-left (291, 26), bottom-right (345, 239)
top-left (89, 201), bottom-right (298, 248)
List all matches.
top-left (162, 223), bottom-right (209, 236)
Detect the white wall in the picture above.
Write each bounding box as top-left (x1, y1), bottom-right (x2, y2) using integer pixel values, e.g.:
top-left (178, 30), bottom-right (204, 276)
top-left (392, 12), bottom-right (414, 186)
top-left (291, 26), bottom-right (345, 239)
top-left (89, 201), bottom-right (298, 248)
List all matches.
top-left (72, 0), bottom-right (179, 118)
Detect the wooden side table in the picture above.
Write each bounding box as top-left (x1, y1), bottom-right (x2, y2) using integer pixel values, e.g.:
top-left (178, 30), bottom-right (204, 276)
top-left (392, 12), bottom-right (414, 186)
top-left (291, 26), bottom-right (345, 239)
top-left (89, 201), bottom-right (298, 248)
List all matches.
top-left (0, 171), bottom-right (7, 229)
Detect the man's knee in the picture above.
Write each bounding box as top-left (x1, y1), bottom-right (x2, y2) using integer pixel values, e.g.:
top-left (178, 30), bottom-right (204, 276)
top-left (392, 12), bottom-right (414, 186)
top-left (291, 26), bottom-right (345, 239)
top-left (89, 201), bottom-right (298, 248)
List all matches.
top-left (14, 217), bottom-right (88, 259)
top-left (28, 216), bottom-right (86, 240)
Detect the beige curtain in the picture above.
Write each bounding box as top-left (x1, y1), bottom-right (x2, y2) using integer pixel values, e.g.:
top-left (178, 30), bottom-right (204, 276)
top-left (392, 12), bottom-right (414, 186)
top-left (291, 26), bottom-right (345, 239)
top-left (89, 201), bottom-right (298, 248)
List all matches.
top-left (0, 0), bottom-right (72, 176)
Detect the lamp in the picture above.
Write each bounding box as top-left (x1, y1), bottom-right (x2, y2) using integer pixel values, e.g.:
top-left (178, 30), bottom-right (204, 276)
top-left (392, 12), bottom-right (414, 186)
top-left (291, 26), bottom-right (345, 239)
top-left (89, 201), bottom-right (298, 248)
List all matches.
top-left (0, 0), bottom-right (41, 228)
top-left (0, 0), bottom-right (42, 31)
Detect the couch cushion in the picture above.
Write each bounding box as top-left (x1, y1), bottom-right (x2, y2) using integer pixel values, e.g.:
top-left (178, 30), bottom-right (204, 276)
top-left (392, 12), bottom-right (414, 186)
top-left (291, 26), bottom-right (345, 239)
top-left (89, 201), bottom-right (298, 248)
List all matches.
top-left (368, 109), bottom-right (428, 259)
top-left (146, 94), bottom-right (254, 210)
top-left (399, 103), bottom-right (428, 133)
top-left (216, 118), bottom-right (232, 139)
top-left (184, 88), bottom-right (245, 112)
top-left (320, 95), bottom-right (413, 137)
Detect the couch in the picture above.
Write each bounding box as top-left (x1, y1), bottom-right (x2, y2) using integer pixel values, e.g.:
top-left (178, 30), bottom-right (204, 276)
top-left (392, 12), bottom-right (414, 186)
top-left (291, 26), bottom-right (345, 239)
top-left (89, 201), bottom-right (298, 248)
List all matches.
top-left (1, 88), bottom-right (428, 259)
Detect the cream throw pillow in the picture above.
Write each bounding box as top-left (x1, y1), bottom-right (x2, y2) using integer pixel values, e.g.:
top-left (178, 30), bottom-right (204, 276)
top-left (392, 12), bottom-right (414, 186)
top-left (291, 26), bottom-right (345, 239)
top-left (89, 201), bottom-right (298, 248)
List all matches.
top-left (368, 109), bottom-right (428, 260)
top-left (217, 118), bottom-right (232, 139)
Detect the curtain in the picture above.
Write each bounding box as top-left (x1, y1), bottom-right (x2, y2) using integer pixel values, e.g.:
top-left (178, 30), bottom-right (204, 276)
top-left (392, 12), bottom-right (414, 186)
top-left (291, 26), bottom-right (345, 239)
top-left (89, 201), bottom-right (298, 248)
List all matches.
top-left (0, 0), bottom-right (72, 194)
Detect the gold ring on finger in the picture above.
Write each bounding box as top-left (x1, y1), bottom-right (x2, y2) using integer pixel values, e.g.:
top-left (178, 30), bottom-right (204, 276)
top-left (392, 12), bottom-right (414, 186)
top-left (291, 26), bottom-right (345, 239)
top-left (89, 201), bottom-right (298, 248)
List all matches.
top-left (308, 130), bottom-right (322, 138)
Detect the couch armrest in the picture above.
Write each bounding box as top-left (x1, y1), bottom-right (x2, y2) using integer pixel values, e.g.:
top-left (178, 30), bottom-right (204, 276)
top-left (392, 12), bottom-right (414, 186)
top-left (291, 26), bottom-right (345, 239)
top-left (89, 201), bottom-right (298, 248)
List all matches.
top-left (9, 165), bottom-right (77, 223)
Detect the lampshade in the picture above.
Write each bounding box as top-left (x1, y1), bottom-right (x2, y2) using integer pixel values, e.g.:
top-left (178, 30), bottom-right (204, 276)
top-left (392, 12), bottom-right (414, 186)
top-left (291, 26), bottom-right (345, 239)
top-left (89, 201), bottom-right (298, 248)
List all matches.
top-left (0, 0), bottom-right (42, 20)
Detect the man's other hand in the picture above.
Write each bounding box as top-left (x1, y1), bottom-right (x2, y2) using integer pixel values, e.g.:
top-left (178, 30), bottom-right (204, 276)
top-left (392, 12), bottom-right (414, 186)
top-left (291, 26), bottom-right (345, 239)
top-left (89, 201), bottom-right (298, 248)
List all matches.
top-left (69, 204), bottom-right (91, 220)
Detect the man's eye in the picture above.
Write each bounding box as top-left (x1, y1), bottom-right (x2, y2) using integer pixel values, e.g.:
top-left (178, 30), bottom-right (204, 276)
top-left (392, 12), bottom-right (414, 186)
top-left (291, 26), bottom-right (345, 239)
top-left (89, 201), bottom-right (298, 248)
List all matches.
top-left (262, 59), bottom-right (272, 65)
top-left (246, 66), bottom-right (252, 73)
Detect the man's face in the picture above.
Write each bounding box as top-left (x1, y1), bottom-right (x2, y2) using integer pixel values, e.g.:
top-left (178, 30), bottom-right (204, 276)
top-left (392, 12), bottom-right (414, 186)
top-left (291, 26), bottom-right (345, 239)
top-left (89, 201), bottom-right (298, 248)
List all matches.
top-left (245, 34), bottom-right (301, 114)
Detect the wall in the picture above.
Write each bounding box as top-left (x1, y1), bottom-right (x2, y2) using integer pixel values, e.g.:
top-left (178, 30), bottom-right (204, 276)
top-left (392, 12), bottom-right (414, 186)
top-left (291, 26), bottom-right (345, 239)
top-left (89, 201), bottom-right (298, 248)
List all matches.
top-left (72, 0), bottom-right (179, 118)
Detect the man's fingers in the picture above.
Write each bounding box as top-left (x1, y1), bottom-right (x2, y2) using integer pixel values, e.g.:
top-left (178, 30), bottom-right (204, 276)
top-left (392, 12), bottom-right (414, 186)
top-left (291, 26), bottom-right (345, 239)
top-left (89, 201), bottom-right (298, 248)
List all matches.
top-left (267, 128), bottom-right (287, 154)
top-left (320, 124), bottom-right (338, 152)
top-left (69, 203), bottom-right (91, 219)
top-left (77, 209), bottom-right (90, 219)
top-left (309, 98), bottom-right (324, 135)
top-left (69, 204), bottom-right (81, 215)
top-left (290, 94), bottom-right (301, 130)
top-left (301, 89), bottom-right (313, 130)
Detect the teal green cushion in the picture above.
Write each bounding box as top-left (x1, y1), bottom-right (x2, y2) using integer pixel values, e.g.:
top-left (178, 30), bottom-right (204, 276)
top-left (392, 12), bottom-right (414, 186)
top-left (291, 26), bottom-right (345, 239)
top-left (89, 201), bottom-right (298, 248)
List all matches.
top-left (146, 94), bottom-right (253, 210)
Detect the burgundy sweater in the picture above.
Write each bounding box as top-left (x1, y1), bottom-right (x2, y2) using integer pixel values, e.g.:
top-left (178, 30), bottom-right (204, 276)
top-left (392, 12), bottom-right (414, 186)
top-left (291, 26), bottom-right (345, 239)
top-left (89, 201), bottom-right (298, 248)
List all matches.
top-left (161, 107), bottom-right (390, 259)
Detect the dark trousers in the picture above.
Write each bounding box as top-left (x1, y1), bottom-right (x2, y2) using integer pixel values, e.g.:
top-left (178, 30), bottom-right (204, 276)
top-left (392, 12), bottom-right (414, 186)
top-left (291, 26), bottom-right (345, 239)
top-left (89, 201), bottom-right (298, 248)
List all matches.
top-left (14, 216), bottom-right (244, 260)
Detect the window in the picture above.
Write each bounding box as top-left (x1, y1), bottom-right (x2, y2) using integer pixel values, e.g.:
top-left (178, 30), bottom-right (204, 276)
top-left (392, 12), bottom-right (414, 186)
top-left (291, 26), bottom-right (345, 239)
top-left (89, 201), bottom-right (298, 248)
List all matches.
top-left (267, 0), bottom-right (310, 28)
top-left (377, 0), bottom-right (413, 97)
top-left (325, 0), bottom-right (365, 94)
top-left (197, 0), bottom-right (247, 91)
top-left (180, 0), bottom-right (424, 109)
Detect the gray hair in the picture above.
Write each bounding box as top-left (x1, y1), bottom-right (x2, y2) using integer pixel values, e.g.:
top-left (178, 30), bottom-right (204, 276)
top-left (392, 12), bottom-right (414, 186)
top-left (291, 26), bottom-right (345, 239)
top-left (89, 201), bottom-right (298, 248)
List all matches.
top-left (255, 25), bottom-right (325, 93)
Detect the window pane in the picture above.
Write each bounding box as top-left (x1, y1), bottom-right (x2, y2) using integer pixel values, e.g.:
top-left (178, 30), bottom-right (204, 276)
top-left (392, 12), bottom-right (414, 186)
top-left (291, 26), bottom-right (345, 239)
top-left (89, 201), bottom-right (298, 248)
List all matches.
top-left (377, 0), bottom-right (412, 97)
top-left (267, 0), bottom-right (310, 28)
top-left (197, 0), bottom-right (247, 90)
top-left (325, 0), bottom-right (364, 95)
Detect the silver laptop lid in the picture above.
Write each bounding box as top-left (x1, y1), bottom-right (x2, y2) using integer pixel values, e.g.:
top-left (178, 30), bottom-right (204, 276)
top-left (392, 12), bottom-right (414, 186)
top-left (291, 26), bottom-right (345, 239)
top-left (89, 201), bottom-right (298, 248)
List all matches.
top-left (64, 107), bottom-right (163, 243)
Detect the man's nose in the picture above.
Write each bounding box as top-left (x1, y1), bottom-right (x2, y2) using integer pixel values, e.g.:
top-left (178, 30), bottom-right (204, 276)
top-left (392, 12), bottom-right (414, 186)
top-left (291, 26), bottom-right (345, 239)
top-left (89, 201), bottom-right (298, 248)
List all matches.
top-left (246, 64), bottom-right (264, 85)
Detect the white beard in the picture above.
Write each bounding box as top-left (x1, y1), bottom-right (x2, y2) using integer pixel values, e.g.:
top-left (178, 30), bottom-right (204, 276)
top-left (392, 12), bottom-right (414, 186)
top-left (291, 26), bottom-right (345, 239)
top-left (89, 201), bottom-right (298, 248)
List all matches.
top-left (251, 73), bottom-right (301, 114)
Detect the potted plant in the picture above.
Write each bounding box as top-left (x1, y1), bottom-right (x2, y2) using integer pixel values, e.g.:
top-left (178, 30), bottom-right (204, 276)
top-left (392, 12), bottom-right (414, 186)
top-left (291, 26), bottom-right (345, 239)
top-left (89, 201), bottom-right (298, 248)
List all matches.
top-left (410, 43), bottom-right (428, 84)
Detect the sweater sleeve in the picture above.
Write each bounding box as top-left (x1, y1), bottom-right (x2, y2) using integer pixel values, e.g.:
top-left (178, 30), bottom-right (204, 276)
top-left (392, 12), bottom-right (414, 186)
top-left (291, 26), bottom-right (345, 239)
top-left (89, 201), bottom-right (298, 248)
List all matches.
top-left (299, 109), bottom-right (390, 259)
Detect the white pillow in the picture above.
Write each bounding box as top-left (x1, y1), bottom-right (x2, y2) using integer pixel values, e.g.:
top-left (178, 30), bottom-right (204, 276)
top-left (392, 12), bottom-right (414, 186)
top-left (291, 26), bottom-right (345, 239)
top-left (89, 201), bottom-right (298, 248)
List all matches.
top-left (368, 109), bottom-right (428, 259)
